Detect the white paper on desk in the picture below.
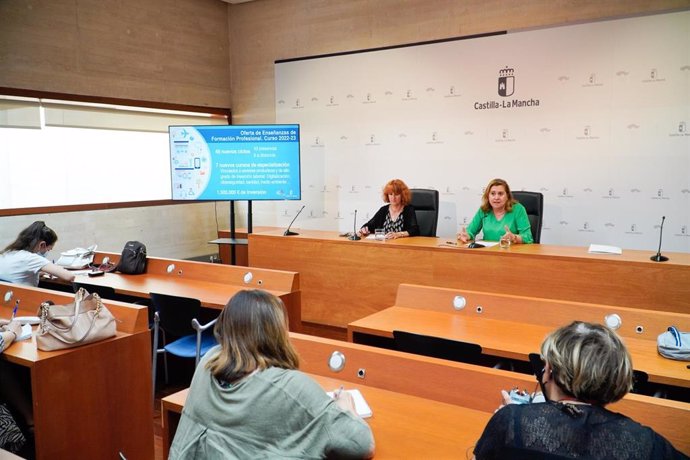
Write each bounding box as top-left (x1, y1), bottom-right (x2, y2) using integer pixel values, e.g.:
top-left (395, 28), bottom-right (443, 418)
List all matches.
top-left (327, 388), bottom-right (373, 418)
top-left (17, 324), bottom-right (32, 341)
top-left (588, 244), bottom-right (622, 255)
top-left (14, 316), bottom-right (40, 326)
top-left (474, 240), bottom-right (499, 248)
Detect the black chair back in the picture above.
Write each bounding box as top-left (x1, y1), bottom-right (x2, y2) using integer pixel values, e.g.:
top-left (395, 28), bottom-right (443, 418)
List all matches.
top-left (512, 191), bottom-right (544, 243)
top-left (410, 188), bottom-right (439, 237)
top-left (150, 292), bottom-right (202, 338)
top-left (393, 330), bottom-right (483, 365)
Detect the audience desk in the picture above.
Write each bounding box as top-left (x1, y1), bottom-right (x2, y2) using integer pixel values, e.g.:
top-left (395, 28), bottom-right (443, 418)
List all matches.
top-left (162, 333), bottom-right (690, 457)
top-left (70, 252), bottom-right (302, 331)
top-left (247, 229), bottom-right (690, 330)
top-left (348, 284), bottom-right (690, 389)
top-left (0, 282), bottom-right (153, 460)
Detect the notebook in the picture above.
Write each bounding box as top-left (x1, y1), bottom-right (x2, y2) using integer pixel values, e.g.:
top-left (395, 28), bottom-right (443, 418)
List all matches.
top-left (327, 388), bottom-right (372, 418)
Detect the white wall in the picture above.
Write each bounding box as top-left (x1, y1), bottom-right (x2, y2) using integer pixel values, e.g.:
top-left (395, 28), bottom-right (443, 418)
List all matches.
top-left (266, 11), bottom-right (689, 252)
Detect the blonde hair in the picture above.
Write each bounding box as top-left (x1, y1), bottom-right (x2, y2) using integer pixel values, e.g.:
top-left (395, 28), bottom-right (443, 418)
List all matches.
top-left (479, 178), bottom-right (516, 213)
top-left (541, 321), bottom-right (633, 405)
top-left (382, 179), bottom-right (412, 206)
top-left (207, 290), bottom-right (299, 383)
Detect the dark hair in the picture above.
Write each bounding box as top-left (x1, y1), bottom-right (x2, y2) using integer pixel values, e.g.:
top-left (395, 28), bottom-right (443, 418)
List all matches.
top-left (207, 290), bottom-right (299, 383)
top-left (2, 221), bottom-right (58, 254)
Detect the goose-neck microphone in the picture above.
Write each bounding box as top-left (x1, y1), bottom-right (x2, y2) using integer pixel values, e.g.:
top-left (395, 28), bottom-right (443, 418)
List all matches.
top-left (283, 205), bottom-right (306, 236)
top-left (650, 216), bottom-right (669, 262)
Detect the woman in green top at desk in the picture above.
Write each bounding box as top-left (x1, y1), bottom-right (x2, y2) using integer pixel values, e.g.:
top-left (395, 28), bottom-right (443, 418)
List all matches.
top-left (458, 178), bottom-right (533, 245)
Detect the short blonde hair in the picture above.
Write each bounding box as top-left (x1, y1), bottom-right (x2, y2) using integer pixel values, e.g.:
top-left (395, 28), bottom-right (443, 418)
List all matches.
top-left (207, 290), bottom-right (299, 383)
top-left (541, 321), bottom-right (633, 405)
top-left (382, 179), bottom-right (412, 206)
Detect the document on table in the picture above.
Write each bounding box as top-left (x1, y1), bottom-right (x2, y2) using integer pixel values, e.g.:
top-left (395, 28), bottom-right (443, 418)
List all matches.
top-left (17, 324), bottom-right (32, 341)
top-left (588, 244), bottom-right (622, 255)
top-left (327, 388), bottom-right (373, 418)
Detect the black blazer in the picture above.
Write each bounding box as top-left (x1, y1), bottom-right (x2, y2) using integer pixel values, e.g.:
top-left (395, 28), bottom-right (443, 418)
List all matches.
top-left (361, 204), bottom-right (420, 236)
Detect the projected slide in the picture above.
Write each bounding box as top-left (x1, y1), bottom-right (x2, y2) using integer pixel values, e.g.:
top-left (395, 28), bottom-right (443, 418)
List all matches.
top-left (169, 124), bottom-right (300, 201)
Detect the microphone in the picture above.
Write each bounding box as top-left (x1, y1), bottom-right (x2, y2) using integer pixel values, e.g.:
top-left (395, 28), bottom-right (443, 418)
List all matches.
top-left (283, 205), bottom-right (306, 236)
top-left (650, 216), bottom-right (669, 262)
top-left (348, 210), bottom-right (361, 241)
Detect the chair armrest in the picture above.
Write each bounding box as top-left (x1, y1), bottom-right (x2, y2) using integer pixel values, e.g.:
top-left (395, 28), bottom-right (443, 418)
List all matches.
top-left (191, 318), bottom-right (218, 332)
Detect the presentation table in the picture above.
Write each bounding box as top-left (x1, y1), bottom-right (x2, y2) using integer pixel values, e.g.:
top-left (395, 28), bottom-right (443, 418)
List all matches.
top-left (246, 229), bottom-right (690, 330)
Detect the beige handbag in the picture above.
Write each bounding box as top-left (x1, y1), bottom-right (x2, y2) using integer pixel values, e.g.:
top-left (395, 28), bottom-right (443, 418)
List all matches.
top-left (36, 288), bottom-right (116, 351)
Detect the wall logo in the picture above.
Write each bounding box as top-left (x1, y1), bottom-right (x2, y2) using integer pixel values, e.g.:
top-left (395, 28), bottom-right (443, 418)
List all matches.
top-left (365, 134), bottom-right (380, 146)
top-left (652, 188), bottom-right (670, 200)
top-left (643, 68), bottom-right (665, 83)
top-left (326, 96), bottom-right (339, 107)
top-left (445, 85), bottom-right (461, 98)
top-left (577, 125), bottom-right (599, 140)
top-left (311, 136), bottom-right (324, 147)
top-left (676, 225), bottom-right (689, 237)
top-left (426, 131), bottom-right (443, 144)
top-left (498, 67), bottom-right (515, 97)
top-left (495, 128), bottom-right (515, 143)
top-left (670, 121), bottom-right (688, 137)
top-left (582, 72), bottom-right (603, 87)
top-left (475, 66), bottom-right (539, 110)
top-left (559, 187), bottom-right (574, 198)
top-left (362, 92), bottom-right (376, 104)
top-left (402, 89), bottom-right (417, 101)
top-left (603, 187), bottom-right (620, 199)
top-left (292, 98), bottom-right (304, 109)
top-left (625, 223), bottom-right (642, 235)
top-left (578, 221), bottom-right (595, 233)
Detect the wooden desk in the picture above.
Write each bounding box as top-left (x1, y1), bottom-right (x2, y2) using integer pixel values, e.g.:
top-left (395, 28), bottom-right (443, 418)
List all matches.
top-left (162, 333), bottom-right (690, 457)
top-left (0, 282), bottom-right (153, 460)
top-left (247, 229), bottom-right (690, 329)
top-left (75, 251), bottom-right (301, 331)
top-left (348, 284), bottom-right (690, 388)
top-left (217, 226), bottom-right (278, 265)
top-left (162, 375), bottom-right (489, 460)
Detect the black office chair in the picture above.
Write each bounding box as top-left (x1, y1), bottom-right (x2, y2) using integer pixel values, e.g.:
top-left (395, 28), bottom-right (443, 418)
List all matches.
top-left (393, 330), bottom-right (484, 365)
top-left (512, 191), bottom-right (544, 243)
top-left (410, 188), bottom-right (439, 237)
top-left (150, 293), bottom-right (218, 397)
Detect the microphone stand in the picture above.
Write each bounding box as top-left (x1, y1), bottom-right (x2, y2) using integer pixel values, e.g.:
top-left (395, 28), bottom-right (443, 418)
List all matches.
top-left (283, 205), bottom-right (305, 236)
top-left (348, 210), bottom-right (361, 241)
top-left (650, 216), bottom-right (669, 262)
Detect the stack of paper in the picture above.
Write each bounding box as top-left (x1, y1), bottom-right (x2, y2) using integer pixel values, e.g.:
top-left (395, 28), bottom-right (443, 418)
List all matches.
top-left (327, 388), bottom-right (373, 418)
top-left (588, 244), bottom-right (622, 255)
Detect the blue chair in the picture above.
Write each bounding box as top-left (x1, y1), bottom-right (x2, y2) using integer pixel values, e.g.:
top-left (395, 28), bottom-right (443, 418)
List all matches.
top-left (150, 293), bottom-right (217, 397)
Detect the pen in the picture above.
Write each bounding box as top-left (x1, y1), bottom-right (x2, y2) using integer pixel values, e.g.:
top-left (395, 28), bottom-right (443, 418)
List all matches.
top-left (335, 385), bottom-right (344, 399)
top-left (11, 300), bottom-right (19, 319)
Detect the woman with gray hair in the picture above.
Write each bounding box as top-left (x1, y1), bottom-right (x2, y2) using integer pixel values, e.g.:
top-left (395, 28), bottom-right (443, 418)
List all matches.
top-left (473, 321), bottom-right (687, 459)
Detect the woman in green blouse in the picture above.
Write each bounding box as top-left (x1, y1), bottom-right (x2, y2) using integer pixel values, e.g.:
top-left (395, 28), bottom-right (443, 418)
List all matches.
top-left (458, 178), bottom-right (533, 244)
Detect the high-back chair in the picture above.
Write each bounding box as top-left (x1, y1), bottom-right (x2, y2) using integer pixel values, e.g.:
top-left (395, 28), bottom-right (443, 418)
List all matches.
top-left (410, 188), bottom-right (440, 237)
top-left (512, 191), bottom-right (544, 243)
top-left (150, 293), bottom-right (217, 399)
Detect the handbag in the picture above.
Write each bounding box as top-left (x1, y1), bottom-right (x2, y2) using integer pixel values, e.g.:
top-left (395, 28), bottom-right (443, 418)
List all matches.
top-left (36, 288), bottom-right (117, 351)
top-left (657, 326), bottom-right (690, 361)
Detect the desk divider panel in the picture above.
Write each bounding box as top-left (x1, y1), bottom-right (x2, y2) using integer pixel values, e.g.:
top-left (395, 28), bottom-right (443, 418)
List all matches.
top-left (291, 332), bottom-right (690, 454)
top-left (394, 283), bottom-right (690, 341)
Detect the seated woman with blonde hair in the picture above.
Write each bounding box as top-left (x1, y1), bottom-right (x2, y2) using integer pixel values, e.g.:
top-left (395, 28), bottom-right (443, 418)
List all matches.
top-left (458, 178), bottom-right (533, 245)
top-left (359, 178), bottom-right (419, 240)
top-left (169, 289), bottom-right (374, 459)
top-left (473, 321), bottom-right (687, 459)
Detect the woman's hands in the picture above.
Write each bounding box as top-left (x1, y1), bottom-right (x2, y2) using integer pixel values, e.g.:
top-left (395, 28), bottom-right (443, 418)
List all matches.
top-left (457, 226), bottom-right (470, 243)
top-left (501, 226), bottom-right (520, 244)
top-left (358, 226), bottom-right (370, 238)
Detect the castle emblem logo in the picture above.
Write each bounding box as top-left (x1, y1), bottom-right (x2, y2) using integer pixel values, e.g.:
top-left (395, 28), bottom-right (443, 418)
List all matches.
top-left (498, 67), bottom-right (515, 97)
